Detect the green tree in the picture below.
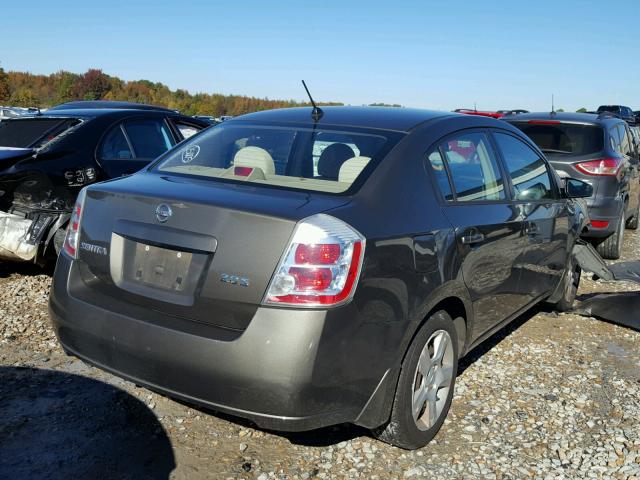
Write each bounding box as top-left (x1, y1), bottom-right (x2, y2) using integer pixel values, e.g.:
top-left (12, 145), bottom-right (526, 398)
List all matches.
top-left (9, 88), bottom-right (38, 106)
top-left (576, 107), bottom-right (588, 113)
top-left (0, 65), bottom-right (9, 103)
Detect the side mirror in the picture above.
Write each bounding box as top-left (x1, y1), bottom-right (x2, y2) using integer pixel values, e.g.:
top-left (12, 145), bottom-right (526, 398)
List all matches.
top-left (565, 178), bottom-right (593, 198)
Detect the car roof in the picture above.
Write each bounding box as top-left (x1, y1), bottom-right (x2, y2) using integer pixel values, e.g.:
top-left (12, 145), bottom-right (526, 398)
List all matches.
top-left (504, 111), bottom-right (622, 126)
top-left (230, 106), bottom-right (456, 132)
top-left (9, 108), bottom-right (182, 120)
top-left (48, 100), bottom-right (177, 113)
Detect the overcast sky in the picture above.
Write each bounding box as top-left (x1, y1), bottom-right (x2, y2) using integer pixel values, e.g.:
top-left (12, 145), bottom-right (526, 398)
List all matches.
top-left (3, 0), bottom-right (638, 111)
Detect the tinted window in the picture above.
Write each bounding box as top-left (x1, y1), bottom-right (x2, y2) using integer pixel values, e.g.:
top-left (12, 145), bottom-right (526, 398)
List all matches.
top-left (124, 119), bottom-right (174, 158)
top-left (598, 106), bottom-right (621, 114)
top-left (99, 124), bottom-right (133, 160)
top-left (610, 126), bottom-right (623, 153)
top-left (0, 118), bottom-right (79, 148)
top-left (426, 149), bottom-right (454, 200)
top-left (438, 132), bottom-right (506, 202)
top-left (155, 123), bottom-right (397, 194)
top-left (512, 123), bottom-right (604, 156)
top-left (494, 133), bottom-right (554, 201)
top-left (618, 124), bottom-right (633, 156)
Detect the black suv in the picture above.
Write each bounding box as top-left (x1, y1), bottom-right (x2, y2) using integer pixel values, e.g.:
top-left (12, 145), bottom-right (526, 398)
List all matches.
top-left (0, 101), bottom-right (208, 264)
top-left (597, 105), bottom-right (636, 124)
top-left (507, 112), bottom-right (640, 259)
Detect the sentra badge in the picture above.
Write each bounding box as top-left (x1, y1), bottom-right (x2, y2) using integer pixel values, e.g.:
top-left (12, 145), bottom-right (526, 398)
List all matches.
top-left (80, 242), bottom-right (107, 256)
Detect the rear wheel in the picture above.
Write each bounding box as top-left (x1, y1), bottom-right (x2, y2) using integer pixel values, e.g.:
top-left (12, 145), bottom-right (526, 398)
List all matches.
top-left (596, 212), bottom-right (625, 260)
top-left (373, 311), bottom-right (458, 450)
top-left (626, 202), bottom-right (639, 230)
top-left (551, 257), bottom-right (581, 312)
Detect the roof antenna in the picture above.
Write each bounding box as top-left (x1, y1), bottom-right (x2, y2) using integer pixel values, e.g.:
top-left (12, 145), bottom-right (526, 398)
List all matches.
top-left (302, 80), bottom-right (323, 122)
top-left (474, 102), bottom-right (477, 112)
top-left (551, 94), bottom-right (555, 115)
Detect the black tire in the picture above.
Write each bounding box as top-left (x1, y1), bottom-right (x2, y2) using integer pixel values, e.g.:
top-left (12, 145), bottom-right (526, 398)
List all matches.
top-left (596, 212), bottom-right (625, 260)
top-left (551, 256), bottom-right (581, 312)
top-left (626, 202), bottom-right (639, 230)
top-left (373, 311), bottom-right (459, 450)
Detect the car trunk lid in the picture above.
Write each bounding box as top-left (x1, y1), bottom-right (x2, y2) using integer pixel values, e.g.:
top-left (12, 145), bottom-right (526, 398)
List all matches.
top-left (76, 172), bottom-right (350, 330)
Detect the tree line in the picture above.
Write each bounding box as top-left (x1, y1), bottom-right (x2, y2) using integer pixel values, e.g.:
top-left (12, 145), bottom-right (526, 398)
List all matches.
top-left (0, 66), bottom-right (343, 116)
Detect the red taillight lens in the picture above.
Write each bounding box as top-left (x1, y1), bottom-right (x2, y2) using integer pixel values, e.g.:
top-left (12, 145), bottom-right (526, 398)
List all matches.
top-left (295, 244), bottom-right (341, 265)
top-left (63, 188), bottom-right (87, 259)
top-left (264, 215), bottom-right (366, 307)
top-left (289, 267), bottom-right (333, 291)
top-left (234, 166), bottom-right (253, 176)
top-left (590, 220), bottom-right (610, 229)
top-left (574, 158), bottom-right (622, 176)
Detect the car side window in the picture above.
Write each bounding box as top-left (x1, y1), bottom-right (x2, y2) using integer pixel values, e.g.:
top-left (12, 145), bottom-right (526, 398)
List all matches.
top-left (494, 133), bottom-right (555, 201)
top-left (99, 124), bottom-right (134, 160)
top-left (174, 122), bottom-right (201, 140)
top-left (435, 132), bottom-right (506, 202)
top-left (610, 126), bottom-right (623, 153)
top-left (619, 125), bottom-right (633, 157)
top-left (123, 119), bottom-right (175, 159)
top-left (426, 149), bottom-right (454, 201)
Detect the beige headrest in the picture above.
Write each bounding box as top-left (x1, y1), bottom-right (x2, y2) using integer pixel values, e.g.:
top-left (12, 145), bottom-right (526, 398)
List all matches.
top-left (338, 156), bottom-right (371, 183)
top-left (233, 146), bottom-right (275, 176)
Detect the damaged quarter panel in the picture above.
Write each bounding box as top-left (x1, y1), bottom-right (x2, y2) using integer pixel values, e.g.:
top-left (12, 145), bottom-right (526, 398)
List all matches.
top-left (0, 106), bottom-right (208, 263)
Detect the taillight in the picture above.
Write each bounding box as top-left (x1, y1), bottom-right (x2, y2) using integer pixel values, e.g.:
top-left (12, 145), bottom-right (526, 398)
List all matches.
top-left (590, 220), bottom-right (610, 229)
top-left (264, 214), bottom-right (365, 307)
top-left (574, 158), bottom-right (622, 176)
top-left (62, 188), bottom-right (87, 259)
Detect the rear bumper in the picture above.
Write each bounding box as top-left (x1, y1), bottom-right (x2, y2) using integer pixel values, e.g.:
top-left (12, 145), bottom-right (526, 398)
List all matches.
top-left (48, 254), bottom-right (397, 431)
top-left (581, 195), bottom-right (624, 239)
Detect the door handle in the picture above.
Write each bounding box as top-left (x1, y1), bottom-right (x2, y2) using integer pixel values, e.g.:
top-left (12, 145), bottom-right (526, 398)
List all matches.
top-left (461, 232), bottom-right (485, 245)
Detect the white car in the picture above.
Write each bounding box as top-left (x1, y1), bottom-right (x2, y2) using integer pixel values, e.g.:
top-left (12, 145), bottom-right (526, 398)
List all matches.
top-left (0, 107), bottom-right (24, 122)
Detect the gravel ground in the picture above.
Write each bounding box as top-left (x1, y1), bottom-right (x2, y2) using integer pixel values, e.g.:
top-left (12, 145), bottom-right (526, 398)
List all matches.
top-left (1, 232), bottom-right (639, 480)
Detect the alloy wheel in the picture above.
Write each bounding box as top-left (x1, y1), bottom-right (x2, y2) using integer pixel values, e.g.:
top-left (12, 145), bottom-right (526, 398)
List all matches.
top-left (411, 329), bottom-right (454, 431)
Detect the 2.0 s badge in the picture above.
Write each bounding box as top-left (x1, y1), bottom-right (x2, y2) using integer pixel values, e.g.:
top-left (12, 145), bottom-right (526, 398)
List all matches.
top-left (220, 273), bottom-right (250, 287)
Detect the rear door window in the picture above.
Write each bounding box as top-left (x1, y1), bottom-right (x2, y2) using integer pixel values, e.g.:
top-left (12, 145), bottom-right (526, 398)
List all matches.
top-left (494, 133), bottom-right (555, 201)
top-left (428, 132), bottom-right (506, 202)
top-left (124, 119), bottom-right (174, 159)
top-left (99, 124), bottom-right (134, 160)
top-left (426, 150), bottom-right (454, 201)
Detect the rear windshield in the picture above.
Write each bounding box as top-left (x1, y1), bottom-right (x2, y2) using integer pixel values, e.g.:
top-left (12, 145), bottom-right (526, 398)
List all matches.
top-left (0, 117), bottom-right (81, 148)
top-left (510, 122), bottom-right (604, 156)
top-left (153, 123), bottom-right (400, 194)
top-left (597, 106), bottom-right (620, 113)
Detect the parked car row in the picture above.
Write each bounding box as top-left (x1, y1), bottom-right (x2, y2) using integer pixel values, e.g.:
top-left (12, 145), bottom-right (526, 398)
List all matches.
top-left (457, 106), bottom-right (640, 259)
top-left (45, 104), bottom-right (598, 450)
